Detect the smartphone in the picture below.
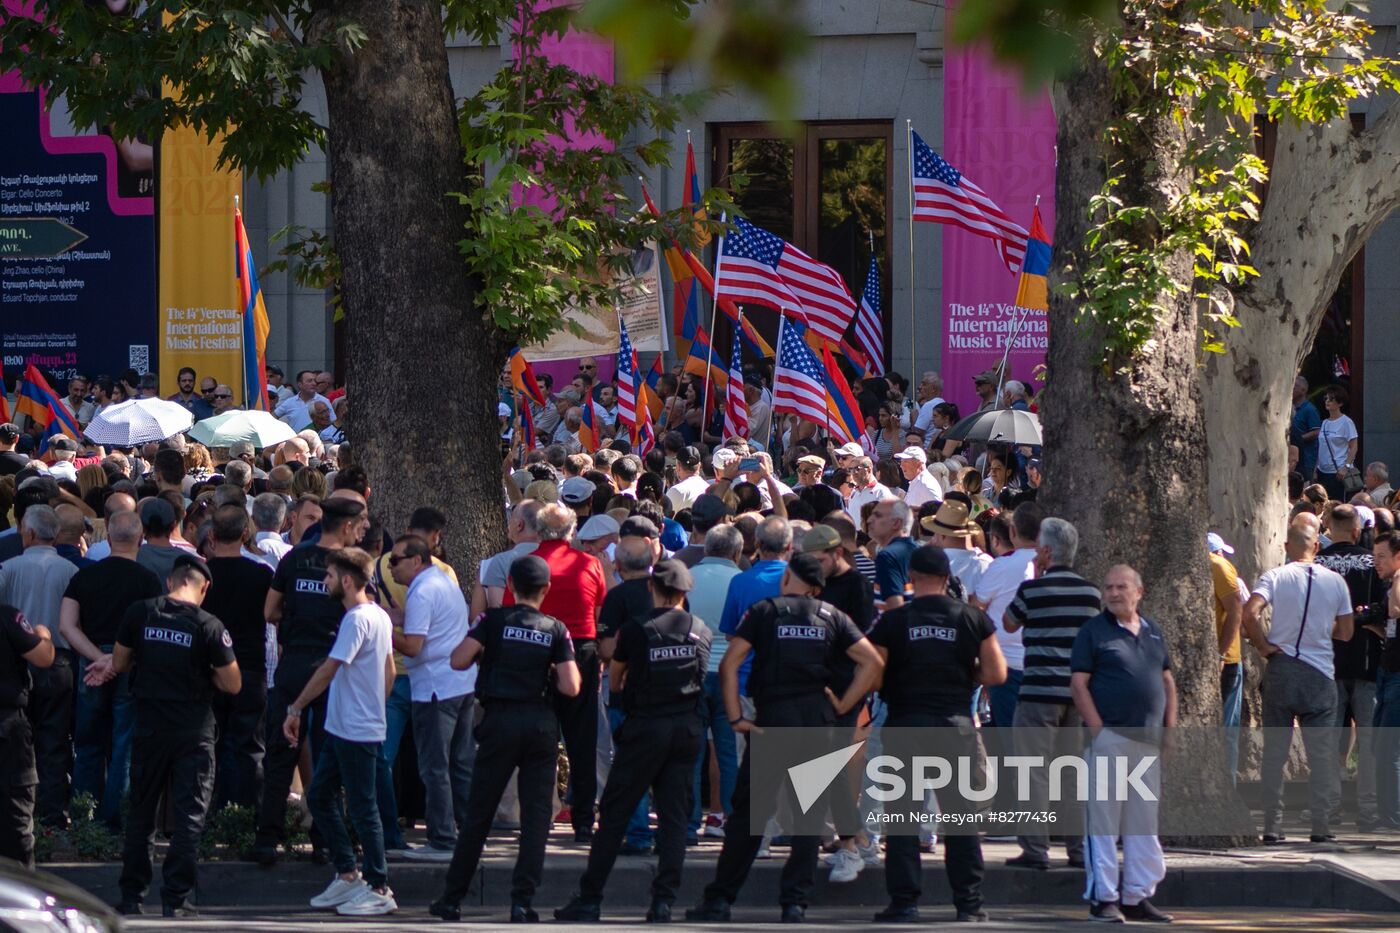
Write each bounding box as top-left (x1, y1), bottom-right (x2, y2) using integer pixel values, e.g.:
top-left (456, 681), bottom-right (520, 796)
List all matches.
top-left (739, 456), bottom-right (761, 472)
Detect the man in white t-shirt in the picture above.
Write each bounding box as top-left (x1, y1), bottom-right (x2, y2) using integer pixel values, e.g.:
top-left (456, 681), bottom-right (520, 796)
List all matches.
top-left (846, 457), bottom-right (895, 522)
top-left (390, 534), bottom-right (477, 860)
top-left (665, 446), bottom-right (710, 514)
top-left (1244, 515), bottom-right (1354, 842)
top-left (972, 504), bottom-right (1042, 726)
top-left (921, 500), bottom-right (992, 597)
top-left (894, 446), bottom-right (942, 509)
top-left (286, 547), bottom-right (396, 916)
top-left (910, 371), bottom-right (946, 434)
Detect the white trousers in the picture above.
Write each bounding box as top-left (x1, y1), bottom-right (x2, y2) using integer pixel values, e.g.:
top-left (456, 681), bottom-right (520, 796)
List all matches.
top-left (1082, 729), bottom-right (1166, 906)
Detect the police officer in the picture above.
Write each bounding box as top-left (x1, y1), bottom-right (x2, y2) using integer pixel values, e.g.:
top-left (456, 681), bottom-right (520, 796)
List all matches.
top-left (867, 545), bottom-right (1006, 922)
top-left (0, 603), bottom-right (54, 868)
top-left (556, 559), bottom-right (712, 922)
top-left (113, 555), bottom-right (242, 917)
top-left (430, 555), bottom-right (581, 924)
top-left (686, 552), bottom-right (884, 923)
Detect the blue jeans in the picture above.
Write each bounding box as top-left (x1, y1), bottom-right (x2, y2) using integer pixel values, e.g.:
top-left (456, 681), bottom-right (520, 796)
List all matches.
top-left (1374, 668), bottom-right (1400, 829)
top-left (689, 672), bottom-right (739, 835)
top-left (308, 735), bottom-right (387, 890)
top-left (1221, 663), bottom-right (1243, 784)
top-left (72, 653), bottom-right (135, 829)
top-left (607, 706), bottom-right (654, 847)
top-left (375, 675), bottom-right (412, 849)
top-left (988, 668), bottom-right (1023, 727)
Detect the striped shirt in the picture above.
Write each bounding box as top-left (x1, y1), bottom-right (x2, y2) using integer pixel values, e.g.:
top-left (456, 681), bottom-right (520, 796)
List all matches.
top-left (1004, 567), bottom-right (1102, 704)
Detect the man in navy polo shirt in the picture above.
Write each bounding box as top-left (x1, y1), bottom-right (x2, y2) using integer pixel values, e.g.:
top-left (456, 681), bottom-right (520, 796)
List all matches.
top-left (1070, 564), bottom-right (1177, 925)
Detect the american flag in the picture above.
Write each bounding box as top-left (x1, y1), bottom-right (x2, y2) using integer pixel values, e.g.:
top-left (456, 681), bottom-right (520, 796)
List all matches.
top-left (851, 254), bottom-right (884, 375)
top-left (615, 315), bottom-right (640, 434)
top-left (772, 317), bottom-right (830, 428)
top-left (911, 129), bottom-right (1028, 274)
top-left (723, 322), bottom-right (749, 439)
top-left (716, 216), bottom-right (857, 344)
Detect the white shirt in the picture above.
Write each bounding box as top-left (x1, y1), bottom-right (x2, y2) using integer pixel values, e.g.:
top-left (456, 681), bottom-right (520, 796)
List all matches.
top-left (948, 547), bottom-right (993, 596)
top-left (595, 402), bottom-right (618, 427)
top-left (86, 539), bottom-right (112, 562)
top-left (326, 602), bottom-right (393, 742)
top-left (666, 473), bottom-right (710, 513)
top-left (253, 531), bottom-right (292, 571)
top-left (1252, 561), bottom-right (1351, 679)
top-left (847, 481), bottom-right (896, 520)
top-left (273, 392), bottom-right (334, 431)
top-left (1315, 415), bottom-right (1357, 474)
top-left (403, 566), bottom-right (476, 701)
top-left (974, 547), bottom-right (1038, 669)
top-left (902, 469), bottom-right (942, 509)
top-left (913, 396), bottom-right (946, 433)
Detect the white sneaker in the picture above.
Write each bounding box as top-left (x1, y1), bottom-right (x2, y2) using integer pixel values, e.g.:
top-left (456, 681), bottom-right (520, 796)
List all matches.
top-left (820, 850), bottom-right (842, 867)
top-left (857, 839), bottom-right (883, 867)
top-left (337, 885), bottom-right (397, 916)
top-left (401, 845), bottom-right (454, 862)
top-left (310, 875), bottom-right (367, 909)
top-left (827, 848), bottom-right (864, 883)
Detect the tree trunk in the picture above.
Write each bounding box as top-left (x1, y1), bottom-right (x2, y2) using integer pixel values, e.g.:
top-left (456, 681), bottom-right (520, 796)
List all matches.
top-left (314, 0), bottom-right (510, 564)
top-left (1041, 58), bottom-right (1253, 843)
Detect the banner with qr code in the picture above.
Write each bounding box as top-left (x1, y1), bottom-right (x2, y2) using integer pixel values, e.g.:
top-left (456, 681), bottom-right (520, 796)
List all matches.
top-left (0, 73), bottom-right (157, 389)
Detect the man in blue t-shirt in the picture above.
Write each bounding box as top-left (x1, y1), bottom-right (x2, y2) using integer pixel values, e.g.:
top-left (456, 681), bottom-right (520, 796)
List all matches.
top-left (1291, 375), bottom-right (1322, 480)
top-left (868, 500), bottom-right (916, 610)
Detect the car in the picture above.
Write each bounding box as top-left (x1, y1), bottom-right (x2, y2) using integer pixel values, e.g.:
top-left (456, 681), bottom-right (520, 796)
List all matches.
top-left (0, 858), bottom-right (121, 932)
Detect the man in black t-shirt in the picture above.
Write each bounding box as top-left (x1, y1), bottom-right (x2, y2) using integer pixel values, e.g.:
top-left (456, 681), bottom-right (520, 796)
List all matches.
top-left (432, 556), bottom-right (580, 924)
top-left (58, 511), bottom-right (162, 831)
top-left (204, 506), bottom-right (274, 810)
top-left (0, 605), bottom-right (54, 868)
top-left (0, 423), bottom-right (28, 476)
top-left (114, 556), bottom-right (240, 917)
top-left (687, 553), bottom-right (883, 924)
top-left (868, 545), bottom-right (1007, 923)
top-left (1367, 532), bottom-right (1400, 830)
top-left (253, 495), bottom-right (367, 864)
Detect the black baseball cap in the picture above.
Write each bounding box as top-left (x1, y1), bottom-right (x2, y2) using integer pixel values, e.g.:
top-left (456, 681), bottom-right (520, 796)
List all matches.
top-left (651, 559), bottom-right (694, 592)
top-left (909, 545), bottom-right (952, 578)
top-left (788, 552), bottom-right (826, 589)
top-left (619, 516), bottom-right (660, 540)
top-left (510, 554), bottom-right (551, 589)
top-left (171, 553), bottom-right (212, 585)
top-left (0, 423), bottom-right (19, 443)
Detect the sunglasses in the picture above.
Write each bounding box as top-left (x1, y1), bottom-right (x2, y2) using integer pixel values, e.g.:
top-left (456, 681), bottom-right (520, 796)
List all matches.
top-left (201, 388), bottom-right (216, 394)
top-left (388, 554), bottom-right (414, 567)
top-left (213, 393), bottom-right (233, 399)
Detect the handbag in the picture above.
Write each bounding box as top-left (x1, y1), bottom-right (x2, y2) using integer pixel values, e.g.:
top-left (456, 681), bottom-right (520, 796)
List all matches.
top-left (1320, 420), bottom-right (1364, 496)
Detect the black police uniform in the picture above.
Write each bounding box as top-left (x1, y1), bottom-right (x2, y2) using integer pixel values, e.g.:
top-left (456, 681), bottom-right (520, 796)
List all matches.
top-left (868, 593), bottom-right (996, 917)
top-left (116, 595), bottom-right (237, 911)
top-left (700, 594), bottom-right (864, 912)
top-left (434, 604), bottom-right (574, 918)
top-left (0, 605), bottom-right (43, 867)
top-left (255, 542), bottom-right (342, 855)
top-left (573, 607), bottom-right (711, 913)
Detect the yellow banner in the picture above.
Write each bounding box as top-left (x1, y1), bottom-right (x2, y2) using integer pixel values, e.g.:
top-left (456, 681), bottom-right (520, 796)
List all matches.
top-left (157, 122), bottom-right (244, 401)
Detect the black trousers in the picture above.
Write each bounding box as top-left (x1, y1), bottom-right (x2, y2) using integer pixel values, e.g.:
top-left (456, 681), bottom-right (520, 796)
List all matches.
top-left (439, 703), bottom-right (559, 907)
top-left (214, 676), bottom-right (267, 811)
top-left (556, 639), bottom-right (600, 833)
top-left (882, 711), bottom-right (985, 913)
top-left (28, 649), bottom-right (73, 827)
top-left (120, 707), bottom-right (217, 908)
top-left (0, 709), bottom-right (38, 868)
top-left (579, 712), bottom-right (702, 904)
top-left (703, 693), bottom-right (833, 909)
top-left (256, 652), bottom-right (327, 847)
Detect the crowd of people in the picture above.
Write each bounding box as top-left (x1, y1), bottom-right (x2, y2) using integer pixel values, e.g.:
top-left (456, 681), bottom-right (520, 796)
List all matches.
top-left (0, 358), bottom-right (1392, 924)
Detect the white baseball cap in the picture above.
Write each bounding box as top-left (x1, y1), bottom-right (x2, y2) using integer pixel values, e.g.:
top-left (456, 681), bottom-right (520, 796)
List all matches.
top-left (893, 446), bottom-right (927, 464)
top-left (833, 442), bottom-right (863, 458)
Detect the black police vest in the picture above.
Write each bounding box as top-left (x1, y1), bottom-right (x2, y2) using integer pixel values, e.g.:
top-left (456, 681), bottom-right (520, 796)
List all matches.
top-left (626, 613), bottom-right (704, 715)
top-left (882, 599), bottom-right (978, 714)
top-left (756, 597), bottom-right (838, 701)
top-left (475, 606), bottom-right (558, 703)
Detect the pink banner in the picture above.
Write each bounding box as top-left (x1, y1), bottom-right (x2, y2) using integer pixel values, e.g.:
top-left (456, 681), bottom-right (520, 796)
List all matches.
top-left (941, 36), bottom-right (1056, 413)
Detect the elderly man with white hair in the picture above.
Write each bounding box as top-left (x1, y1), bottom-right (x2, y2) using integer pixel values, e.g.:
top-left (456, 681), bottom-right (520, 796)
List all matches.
top-left (1001, 380), bottom-right (1031, 411)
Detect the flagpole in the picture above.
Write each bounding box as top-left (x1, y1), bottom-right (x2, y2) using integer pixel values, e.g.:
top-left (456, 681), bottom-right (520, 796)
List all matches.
top-left (772, 308), bottom-right (786, 453)
top-left (700, 214), bottom-right (726, 429)
top-left (905, 119), bottom-right (916, 385)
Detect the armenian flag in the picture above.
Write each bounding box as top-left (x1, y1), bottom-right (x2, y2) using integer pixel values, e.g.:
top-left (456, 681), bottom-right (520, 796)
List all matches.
top-left (16, 365), bottom-right (80, 453)
top-left (682, 325), bottom-right (727, 391)
top-left (578, 397), bottom-right (598, 453)
top-left (234, 207), bottom-right (272, 411)
top-left (509, 347), bottom-right (548, 407)
top-left (518, 393), bottom-right (537, 450)
top-left (0, 367), bottom-right (9, 425)
top-left (1014, 204), bottom-right (1051, 312)
top-left (820, 345), bottom-right (864, 446)
top-left (642, 354), bottom-right (666, 420)
top-left (739, 314), bottom-right (775, 359)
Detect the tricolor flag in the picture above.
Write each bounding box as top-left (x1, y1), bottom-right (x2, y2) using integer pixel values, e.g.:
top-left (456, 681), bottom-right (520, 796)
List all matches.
top-left (234, 207), bottom-right (272, 411)
top-left (16, 365), bottom-right (80, 453)
top-left (683, 137), bottom-right (710, 248)
top-left (820, 345), bottom-right (864, 446)
top-left (682, 325), bottom-right (727, 391)
top-left (509, 348), bottom-right (548, 407)
top-left (716, 216), bottom-right (857, 344)
top-left (910, 129), bottom-right (1028, 274)
top-left (578, 398), bottom-right (598, 453)
top-left (1013, 204), bottom-right (1050, 311)
top-left (0, 367), bottom-right (9, 425)
top-left (723, 322), bottom-right (748, 440)
top-left (739, 314), bottom-right (775, 359)
top-left (851, 254), bottom-right (885, 375)
top-left (518, 393), bottom-right (538, 450)
top-left (642, 354), bottom-right (666, 420)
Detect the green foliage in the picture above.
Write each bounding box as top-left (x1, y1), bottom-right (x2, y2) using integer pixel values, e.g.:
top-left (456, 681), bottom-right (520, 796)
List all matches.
top-left (1069, 0), bottom-right (1400, 368)
top-left (200, 803), bottom-right (258, 860)
top-left (34, 793), bottom-right (120, 862)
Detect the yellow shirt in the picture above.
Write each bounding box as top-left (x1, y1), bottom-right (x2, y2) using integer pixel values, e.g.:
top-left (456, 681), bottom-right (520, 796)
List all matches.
top-left (373, 554), bottom-right (460, 675)
top-left (1210, 552), bottom-right (1242, 664)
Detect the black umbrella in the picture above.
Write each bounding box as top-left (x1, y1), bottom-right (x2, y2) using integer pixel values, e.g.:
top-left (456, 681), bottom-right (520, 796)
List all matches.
top-left (943, 408), bottom-right (1043, 446)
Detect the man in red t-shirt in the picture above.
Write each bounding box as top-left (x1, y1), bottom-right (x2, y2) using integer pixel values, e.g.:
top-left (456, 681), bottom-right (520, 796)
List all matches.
top-left (504, 503), bottom-right (604, 839)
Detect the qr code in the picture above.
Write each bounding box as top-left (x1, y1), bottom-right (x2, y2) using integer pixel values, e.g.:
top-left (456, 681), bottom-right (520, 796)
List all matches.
top-left (129, 345), bottom-right (150, 375)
